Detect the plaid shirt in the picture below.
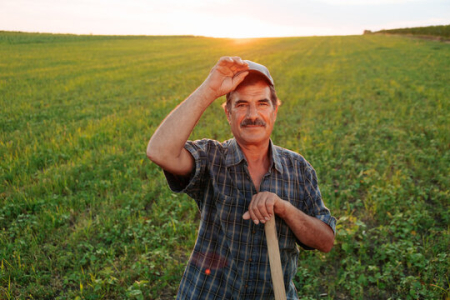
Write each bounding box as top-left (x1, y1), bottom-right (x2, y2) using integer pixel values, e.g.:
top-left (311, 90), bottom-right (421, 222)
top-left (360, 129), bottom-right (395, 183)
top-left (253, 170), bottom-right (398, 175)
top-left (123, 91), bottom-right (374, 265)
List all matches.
top-left (164, 138), bottom-right (336, 300)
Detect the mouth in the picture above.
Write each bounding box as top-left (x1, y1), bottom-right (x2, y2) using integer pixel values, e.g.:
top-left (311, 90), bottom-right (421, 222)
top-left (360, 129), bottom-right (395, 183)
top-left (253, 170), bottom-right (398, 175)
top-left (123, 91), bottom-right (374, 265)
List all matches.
top-left (240, 119), bottom-right (266, 128)
top-left (241, 124), bottom-right (265, 128)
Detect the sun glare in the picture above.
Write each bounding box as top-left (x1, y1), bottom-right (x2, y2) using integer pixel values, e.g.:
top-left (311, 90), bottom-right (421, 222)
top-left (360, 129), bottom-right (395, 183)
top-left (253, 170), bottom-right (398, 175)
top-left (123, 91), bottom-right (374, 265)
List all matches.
top-left (186, 14), bottom-right (299, 39)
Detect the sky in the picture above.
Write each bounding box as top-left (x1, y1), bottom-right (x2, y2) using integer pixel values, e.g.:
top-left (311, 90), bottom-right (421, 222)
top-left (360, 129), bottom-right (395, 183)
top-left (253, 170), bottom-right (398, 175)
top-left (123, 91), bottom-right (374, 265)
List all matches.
top-left (0, 0), bottom-right (449, 38)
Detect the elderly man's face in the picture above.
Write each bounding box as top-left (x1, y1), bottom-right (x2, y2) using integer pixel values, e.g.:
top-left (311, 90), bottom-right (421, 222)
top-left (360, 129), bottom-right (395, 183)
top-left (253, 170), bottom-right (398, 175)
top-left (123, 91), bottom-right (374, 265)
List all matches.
top-left (225, 81), bottom-right (278, 147)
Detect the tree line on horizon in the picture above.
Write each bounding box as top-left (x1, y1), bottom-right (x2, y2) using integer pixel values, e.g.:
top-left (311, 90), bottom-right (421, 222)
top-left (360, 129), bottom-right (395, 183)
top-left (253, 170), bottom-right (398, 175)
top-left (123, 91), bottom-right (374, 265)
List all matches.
top-left (364, 24), bottom-right (450, 39)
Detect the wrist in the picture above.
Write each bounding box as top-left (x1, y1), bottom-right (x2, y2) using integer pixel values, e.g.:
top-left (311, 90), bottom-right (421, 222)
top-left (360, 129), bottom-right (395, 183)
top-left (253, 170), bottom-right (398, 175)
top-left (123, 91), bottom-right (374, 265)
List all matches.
top-left (275, 199), bottom-right (291, 219)
top-left (196, 82), bottom-right (219, 104)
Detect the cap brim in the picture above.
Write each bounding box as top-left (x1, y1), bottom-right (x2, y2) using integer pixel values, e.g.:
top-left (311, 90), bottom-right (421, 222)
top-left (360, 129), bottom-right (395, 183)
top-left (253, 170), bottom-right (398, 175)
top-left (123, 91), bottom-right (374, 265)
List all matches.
top-left (235, 60), bottom-right (274, 86)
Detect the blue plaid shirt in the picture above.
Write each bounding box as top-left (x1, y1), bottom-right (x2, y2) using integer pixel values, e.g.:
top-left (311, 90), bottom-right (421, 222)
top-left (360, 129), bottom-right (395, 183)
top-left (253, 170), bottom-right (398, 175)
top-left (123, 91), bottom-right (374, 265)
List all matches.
top-left (164, 138), bottom-right (336, 300)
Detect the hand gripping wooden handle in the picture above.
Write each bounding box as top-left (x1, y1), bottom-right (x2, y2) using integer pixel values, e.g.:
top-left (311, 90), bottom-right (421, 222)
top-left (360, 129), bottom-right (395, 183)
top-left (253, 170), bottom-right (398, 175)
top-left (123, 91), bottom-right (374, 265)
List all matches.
top-left (265, 217), bottom-right (287, 300)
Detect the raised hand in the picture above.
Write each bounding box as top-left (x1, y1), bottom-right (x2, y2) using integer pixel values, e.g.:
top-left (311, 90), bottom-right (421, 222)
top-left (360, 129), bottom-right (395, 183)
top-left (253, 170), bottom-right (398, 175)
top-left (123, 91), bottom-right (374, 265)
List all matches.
top-left (202, 56), bottom-right (249, 100)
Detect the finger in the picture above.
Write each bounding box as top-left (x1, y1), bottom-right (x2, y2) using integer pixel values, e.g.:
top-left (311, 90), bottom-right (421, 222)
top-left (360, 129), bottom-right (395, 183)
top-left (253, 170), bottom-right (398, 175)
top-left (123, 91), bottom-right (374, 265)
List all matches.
top-left (231, 71), bottom-right (249, 90)
top-left (231, 56), bottom-right (247, 66)
top-left (215, 57), bottom-right (246, 77)
top-left (257, 192), bottom-right (279, 221)
top-left (261, 191), bottom-right (278, 219)
top-left (214, 57), bottom-right (233, 72)
top-left (248, 205), bottom-right (259, 225)
top-left (242, 211), bottom-right (250, 220)
top-left (232, 59), bottom-right (249, 73)
top-left (267, 197), bottom-right (275, 219)
top-left (251, 194), bottom-right (267, 224)
top-left (255, 193), bottom-right (271, 222)
top-left (219, 56), bottom-right (240, 68)
top-left (248, 197), bottom-right (261, 225)
top-left (219, 56), bottom-right (233, 64)
top-left (219, 56), bottom-right (247, 71)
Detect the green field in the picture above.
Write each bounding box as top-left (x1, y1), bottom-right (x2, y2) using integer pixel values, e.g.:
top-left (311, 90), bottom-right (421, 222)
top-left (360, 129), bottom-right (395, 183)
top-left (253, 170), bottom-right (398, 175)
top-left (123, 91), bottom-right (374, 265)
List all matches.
top-left (1, 31), bottom-right (449, 299)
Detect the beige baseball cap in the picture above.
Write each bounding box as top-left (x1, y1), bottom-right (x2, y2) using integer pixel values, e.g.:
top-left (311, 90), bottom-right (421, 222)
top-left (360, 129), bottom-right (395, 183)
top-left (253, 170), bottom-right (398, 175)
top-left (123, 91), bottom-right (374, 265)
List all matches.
top-left (237, 60), bottom-right (275, 86)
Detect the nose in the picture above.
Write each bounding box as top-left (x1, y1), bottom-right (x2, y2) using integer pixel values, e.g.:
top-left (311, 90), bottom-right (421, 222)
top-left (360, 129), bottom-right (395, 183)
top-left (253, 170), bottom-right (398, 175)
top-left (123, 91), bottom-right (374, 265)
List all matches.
top-left (246, 103), bottom-right (258, 119)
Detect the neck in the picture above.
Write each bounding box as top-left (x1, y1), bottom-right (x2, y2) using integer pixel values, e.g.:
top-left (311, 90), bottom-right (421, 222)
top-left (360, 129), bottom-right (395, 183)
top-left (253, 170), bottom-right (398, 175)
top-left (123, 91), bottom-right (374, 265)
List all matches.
top-left (238, 139), bottom-right (271, 168)
top-left (236, 139), bottom-right (271, 191)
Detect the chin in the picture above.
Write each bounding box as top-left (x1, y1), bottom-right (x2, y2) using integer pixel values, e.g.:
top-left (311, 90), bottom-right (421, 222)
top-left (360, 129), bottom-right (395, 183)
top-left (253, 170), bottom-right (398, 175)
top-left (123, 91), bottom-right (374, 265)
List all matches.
top-left (232, 127), bottom-right (272, 145)
top-left (238, 135), bottom-right (268, 145)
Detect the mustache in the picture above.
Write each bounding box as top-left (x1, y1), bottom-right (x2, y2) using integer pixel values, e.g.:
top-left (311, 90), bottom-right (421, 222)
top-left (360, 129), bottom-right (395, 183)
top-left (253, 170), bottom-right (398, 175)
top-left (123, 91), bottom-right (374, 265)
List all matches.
top-left (240, 118), bottom-right (266, 127)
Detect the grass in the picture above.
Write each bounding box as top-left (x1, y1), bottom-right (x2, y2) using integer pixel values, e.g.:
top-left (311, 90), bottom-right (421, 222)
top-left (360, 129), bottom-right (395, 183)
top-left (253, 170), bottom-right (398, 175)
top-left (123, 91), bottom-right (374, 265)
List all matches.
top-left (1, 31), bottom-right (449, 299)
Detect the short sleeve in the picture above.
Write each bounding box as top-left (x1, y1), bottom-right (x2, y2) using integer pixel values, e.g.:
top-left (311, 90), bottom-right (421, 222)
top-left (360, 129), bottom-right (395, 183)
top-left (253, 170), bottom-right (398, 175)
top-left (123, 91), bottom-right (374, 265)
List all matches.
top-left (293, 161), bottom-right (336, 250)
top-left (301, 163), bottom-right (336, 235)
top-left (163, 140), bottom-right (211, 208)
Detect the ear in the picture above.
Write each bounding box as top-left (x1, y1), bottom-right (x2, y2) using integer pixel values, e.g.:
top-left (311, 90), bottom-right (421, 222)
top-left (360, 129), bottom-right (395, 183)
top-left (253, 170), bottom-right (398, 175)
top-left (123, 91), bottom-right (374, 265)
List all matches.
top-left (222, 102), bottom-right (231, 124)
top-left (273, 99), bottom-right (279, 119)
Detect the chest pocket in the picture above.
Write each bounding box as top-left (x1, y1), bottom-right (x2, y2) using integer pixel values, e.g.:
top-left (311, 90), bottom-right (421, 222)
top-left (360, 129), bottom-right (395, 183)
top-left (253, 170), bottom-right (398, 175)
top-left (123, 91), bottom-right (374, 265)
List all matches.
top-left (215, 193), bottom-right (249, 235)
top-left (215, 193), bottom-right (253, 257)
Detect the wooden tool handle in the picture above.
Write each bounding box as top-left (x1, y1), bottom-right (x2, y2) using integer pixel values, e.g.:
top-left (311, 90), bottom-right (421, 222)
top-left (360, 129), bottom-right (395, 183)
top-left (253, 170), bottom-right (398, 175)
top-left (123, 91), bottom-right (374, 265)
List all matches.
top-left (265, 217), bottom-right (287, 300)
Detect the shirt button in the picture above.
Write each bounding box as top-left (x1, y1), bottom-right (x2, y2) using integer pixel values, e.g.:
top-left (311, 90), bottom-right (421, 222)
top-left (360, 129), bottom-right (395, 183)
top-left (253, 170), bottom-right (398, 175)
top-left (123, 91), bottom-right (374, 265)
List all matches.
top-left (249, 258), bottom-right (252, 262)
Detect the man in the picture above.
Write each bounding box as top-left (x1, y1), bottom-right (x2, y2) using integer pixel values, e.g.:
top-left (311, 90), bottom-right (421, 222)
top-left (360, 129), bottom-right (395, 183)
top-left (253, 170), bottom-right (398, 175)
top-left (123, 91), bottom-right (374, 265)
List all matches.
top-left (147, 57), bottom-right (336, 299)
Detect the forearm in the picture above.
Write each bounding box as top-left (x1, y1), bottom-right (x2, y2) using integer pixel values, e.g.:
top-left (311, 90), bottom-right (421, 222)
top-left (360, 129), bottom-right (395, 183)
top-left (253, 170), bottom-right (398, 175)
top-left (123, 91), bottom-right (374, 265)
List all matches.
top-left (280, 202), bottom-right (335, 252)
top-left (243, 192), bottom-right (335, 252)
top-left (146, 84), bottom-right (215, 174)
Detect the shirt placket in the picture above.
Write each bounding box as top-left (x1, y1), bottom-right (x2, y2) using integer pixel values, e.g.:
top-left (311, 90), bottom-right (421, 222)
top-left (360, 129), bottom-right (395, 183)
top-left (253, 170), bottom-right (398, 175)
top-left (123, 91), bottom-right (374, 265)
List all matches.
top-left (242, 164), bottom-right (273, 297)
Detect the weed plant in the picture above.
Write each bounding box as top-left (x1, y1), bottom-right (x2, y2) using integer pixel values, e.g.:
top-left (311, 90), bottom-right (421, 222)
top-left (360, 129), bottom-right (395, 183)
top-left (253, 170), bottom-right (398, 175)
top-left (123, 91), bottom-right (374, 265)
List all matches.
top-left (1, 32), bottom-right (449, 299)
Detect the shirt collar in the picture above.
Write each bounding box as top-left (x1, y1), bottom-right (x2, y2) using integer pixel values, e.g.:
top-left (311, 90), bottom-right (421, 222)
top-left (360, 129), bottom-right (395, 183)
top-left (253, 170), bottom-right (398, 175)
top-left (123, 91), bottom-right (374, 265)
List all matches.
top-left (225, 138), bottom-right (284, 174)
